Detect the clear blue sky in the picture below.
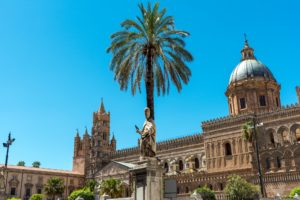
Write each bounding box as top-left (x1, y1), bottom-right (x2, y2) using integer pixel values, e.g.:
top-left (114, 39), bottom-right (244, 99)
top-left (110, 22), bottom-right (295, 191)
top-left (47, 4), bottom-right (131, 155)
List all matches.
top-left (0, 0), bottom-right (299, 170)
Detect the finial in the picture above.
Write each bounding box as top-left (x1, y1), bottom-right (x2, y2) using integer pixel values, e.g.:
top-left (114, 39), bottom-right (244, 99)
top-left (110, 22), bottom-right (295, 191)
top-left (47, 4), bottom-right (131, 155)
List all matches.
top-left (112, 132), bottom-right (116, 140)
top-left (244, 33), bottom-right (249, 47)
top-left (99, 98), bottom-right (106, 114)
top-left (76, 129), bottom-right (80, 137)
top-left (84, 126), bottom-right (88, 135)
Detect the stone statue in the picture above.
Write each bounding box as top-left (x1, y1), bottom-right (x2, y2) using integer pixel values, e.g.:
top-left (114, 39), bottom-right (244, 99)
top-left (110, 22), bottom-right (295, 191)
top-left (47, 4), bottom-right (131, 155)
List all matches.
top-left (135, 107), bottom-right (156, 158)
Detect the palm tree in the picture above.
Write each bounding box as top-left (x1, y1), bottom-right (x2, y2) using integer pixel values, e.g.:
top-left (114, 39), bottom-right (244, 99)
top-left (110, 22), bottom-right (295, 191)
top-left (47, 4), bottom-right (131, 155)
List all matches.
top-left (17, 161), bottom-right (25, 166)
top-left (32, 161), bottom-right (41, 168)
top-left (99, 178), bottom-right (124, 198)
top-left (107, 2), bottom-right (193, 120)
top-left (44, 177), bottom-right (65, 200)
top-left (241, 119), bottom-right (265, 197)
top-left (242, 121), bottom-right (254, 143)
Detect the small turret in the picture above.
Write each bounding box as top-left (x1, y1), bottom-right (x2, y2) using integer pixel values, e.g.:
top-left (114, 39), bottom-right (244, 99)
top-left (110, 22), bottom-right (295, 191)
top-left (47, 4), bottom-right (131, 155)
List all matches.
top-left (73, 129), bottom-right (81, 157)
top-left (111, 133), bottom-right (116, 151)
top-left (297, 86), bottom-right (300, 104)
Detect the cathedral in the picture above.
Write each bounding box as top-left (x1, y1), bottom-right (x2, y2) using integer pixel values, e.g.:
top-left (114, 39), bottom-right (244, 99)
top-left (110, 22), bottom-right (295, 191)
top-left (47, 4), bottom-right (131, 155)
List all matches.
top-left (72, 39), bottom-right (300, 198)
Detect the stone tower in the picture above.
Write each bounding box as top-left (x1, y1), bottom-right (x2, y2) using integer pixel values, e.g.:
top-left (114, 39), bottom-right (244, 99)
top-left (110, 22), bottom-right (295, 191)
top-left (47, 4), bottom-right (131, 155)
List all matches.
top-left (72, 129), bottom-right (90, 174)
top-left (88, 99), bottom-right (116, 176)
top-left (226, 39), bottom-right (281, 116)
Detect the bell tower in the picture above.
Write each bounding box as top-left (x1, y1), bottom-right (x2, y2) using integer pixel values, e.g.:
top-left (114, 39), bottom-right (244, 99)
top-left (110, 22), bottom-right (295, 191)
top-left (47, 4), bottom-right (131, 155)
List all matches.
top-left (88, 99), bottom-right (116, 176)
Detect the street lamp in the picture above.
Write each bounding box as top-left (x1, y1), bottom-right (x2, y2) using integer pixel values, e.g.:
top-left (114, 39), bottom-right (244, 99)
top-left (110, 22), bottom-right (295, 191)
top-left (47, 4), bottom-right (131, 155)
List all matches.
top-left (3, 132), bottom-right (15, 197)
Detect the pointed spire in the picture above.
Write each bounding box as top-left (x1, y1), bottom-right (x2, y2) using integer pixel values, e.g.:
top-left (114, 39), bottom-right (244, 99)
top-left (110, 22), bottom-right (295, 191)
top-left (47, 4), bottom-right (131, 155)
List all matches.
top-left (241, 34), bottom-right (256, 61)
top-left (112, 133), bottom-right (116, 141)
top-left (75, 129), bottom-right (80, 137)
top-left (98, 98), bottom-right (106, 114)
top-left (84, 126), bottom-right (89, 136)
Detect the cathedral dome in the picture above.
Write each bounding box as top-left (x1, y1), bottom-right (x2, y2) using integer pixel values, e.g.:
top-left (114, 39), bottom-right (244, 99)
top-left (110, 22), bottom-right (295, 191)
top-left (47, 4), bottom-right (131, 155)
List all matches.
top-left (228, 38), bottom-right (276, 85)
top-left (229, 59), bottom-right (276, 84)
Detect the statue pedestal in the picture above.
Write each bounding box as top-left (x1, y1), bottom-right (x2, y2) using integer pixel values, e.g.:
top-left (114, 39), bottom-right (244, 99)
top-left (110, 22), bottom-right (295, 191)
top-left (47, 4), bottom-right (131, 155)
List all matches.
top-left (130, 158), bottom-right (163, 200)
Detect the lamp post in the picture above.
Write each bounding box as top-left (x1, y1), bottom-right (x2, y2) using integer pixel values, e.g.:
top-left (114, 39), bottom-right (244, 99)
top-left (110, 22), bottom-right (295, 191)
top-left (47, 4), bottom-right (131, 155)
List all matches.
top-left (3, 132), bottom-right (15, 197)
top-left (251, 116), bottom-right (265, 197)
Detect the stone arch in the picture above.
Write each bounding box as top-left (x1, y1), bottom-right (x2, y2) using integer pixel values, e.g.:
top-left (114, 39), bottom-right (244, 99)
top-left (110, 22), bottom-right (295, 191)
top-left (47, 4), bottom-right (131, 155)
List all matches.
top-left (290, 124), bottom-right (300, 143)
top-left (195, 157), bottom-right (200, 169)
top-left (185, 186), bottom-right (189, 194)
top-left (283, 150), bottom-right (293, 171)
top-left (224, 142), bottom-right (232, 156)
top-left (272, 151), bottom-right (283, 170)
top-left (164, 161), bottom-right (169, 173)
top-left (261, 152), bottom-right (271, 172)
top-left (277, 126), bottom-right (290, 144)
top-left (178, 159), bottom-right (184, 171)
top-left (294, 147), bottom-right (300, 170)
top-left (265, 128), bottom-right (276, 145)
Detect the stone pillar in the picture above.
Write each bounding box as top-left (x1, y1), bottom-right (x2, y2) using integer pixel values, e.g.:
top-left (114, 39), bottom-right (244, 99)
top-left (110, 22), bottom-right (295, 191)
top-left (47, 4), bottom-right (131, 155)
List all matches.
top-left (130, 158), bottom-right (163, 200)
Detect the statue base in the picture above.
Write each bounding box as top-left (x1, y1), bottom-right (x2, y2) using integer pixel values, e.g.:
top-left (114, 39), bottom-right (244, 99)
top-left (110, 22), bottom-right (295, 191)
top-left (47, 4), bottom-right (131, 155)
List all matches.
top-left (130, 157), bottom-right (163, 200)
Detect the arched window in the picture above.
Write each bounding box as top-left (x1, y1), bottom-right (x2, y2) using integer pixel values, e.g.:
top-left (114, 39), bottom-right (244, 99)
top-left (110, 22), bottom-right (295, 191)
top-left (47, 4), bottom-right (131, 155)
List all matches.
top-left (195, 158), bottom-right (200, 169)
top-left (225, 143), bottom-right (232, 156)
top-left (164, 162), bottom-right (169, 173)
top-left (185, 187), bottom-right (189, 194)
top-left (276, 157), bottom-right (282, 169)
top-left (269, 132), bottom-right (275, 144)
top-left (219, 183), bottom-right (224, 191)
top-left (266, 158), bottom-right (271, 170)
top-left (177, 187), bottom-right (180, 194)
top-left (296, 128), bottom-right (300, 142)
top-left (179, 160), bottom-right (184, 171)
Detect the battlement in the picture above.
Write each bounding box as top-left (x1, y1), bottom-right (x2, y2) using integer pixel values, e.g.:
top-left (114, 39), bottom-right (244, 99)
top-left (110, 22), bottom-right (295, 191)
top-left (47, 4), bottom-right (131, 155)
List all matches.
top-left (202, 103), bottom-right (300, 132)
top-left (109, 133), bottom-right (203, 159)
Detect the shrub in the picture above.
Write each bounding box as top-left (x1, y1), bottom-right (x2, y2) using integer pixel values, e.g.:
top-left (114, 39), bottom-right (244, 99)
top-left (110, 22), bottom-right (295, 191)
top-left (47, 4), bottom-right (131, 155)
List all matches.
top-left (8, 198), bottom-right (22, 200)
top-left (225, 175), bottom-right (259, 200)
top-left (289, 186), bottom-right (300, 198)
top-left (29, 194), bottom-right (44, 200)
top-left (194, 186), bottom-right (216, 200)
top-left (68, 188), bottom-right (95, 200)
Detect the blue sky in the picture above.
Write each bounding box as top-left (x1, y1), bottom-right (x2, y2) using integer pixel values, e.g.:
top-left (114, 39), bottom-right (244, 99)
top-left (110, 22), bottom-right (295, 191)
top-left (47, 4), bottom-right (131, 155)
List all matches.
top-left (0, 0), bottom-right (299, 170)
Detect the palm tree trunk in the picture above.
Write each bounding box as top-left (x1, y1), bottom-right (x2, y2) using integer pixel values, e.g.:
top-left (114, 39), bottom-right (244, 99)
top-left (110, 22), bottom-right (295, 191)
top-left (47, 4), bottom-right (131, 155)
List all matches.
top-left (146, 46), bottom-right (155, 120)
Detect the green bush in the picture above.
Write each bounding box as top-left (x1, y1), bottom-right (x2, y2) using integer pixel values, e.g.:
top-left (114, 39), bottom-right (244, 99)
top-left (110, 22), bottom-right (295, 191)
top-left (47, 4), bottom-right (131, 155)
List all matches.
top-left (29, 194), bottom-right (44, 200)
top-left (8, 198), bottom-right (22, 200)
top-left (68, 188), bottom-right (95, 200)
top-left (194, 186), bottom-right (216, 200)
top-left (225, 175), bottom-right (259, 200)
top-left (289, 186), bottom-right (300, 198)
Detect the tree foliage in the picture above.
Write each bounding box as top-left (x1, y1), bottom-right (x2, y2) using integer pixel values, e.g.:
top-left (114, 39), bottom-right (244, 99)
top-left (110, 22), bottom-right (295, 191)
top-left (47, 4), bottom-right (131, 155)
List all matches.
top-left (32, 161), bottom-right (41, 168)
top-left (225, 175), bottom-right (259, 200)
top-left (44, 177), bottom-right (65, 200)
top-left (29, 194), bottom-right (44, 200)
top-left (289, 186), bottom-right (300, 198)
top-left (194, 185), bottom-right (216, 200)
top-left (17, 161), bottom-right (25, 166)
top-left (242, 121), bottom-right (254, 142)
top-left (68, 188), bottom-right (94, 200)
top-left (85, 179), bottom-right (98, 192)
top-left (99, 178), bottom-right (124, 198)
top-left (107, 2), bottom-right (193, 119)
top-left (8, 198), bottom-right (21, 200)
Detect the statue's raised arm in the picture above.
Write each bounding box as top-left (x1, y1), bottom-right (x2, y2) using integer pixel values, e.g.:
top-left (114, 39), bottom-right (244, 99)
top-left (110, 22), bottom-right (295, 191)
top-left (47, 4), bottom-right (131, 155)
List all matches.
top-left (136, 107), bottom-right (156, 159)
